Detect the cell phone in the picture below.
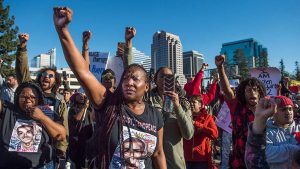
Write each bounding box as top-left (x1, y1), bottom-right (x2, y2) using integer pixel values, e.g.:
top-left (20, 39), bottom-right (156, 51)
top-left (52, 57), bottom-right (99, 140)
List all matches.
top-left (62, 71), bottom-right (67, 80)
top-left (163, 75), bottom-right (175, 113)
top-left (163, 74), bottom-right (175, 93)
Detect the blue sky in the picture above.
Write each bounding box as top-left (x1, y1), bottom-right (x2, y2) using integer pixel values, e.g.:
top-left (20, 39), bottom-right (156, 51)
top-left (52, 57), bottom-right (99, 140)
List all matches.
top-left (4, 0), bottom-right (300, 73)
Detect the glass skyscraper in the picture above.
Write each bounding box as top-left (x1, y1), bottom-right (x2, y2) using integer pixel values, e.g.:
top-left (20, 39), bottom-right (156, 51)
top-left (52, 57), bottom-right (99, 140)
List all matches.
top-left (220, 38), bottom-right (268, 68)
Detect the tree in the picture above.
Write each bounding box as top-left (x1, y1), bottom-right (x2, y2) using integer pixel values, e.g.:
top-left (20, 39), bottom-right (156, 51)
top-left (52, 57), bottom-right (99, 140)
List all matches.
top-left (295, 61), bottom-right (300, 81)
top-left (0, 0), bottom-right (19, 76)
top-left (261, 49), bottom-right (269, 67)
top-left (233, 48), bottom-right (249, 80)
top-left (279, 59), bottom-right (290, 77)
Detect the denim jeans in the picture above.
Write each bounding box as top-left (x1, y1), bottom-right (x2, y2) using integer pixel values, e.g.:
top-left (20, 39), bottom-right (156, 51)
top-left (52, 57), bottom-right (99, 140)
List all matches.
top-left (37, 161), bottom-right (54, 169)
top-left (220, 130), bottom-right (232, 169)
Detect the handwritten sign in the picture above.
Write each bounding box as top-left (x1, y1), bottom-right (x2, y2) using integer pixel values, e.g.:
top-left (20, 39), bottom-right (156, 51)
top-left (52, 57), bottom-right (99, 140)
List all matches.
top-left (89, 52), bottom-right (109, 82)
top-left (250, 67), bottom-right (281, 96)
top-left (106, 56), bottom-right (124, 86)
top-left (216, 102), bottom-right (232, 134)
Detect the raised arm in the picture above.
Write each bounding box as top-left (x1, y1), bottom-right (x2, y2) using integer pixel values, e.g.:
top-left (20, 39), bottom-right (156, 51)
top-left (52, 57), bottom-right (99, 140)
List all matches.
top-left (123, 27), bottom-right (135, 68)
top-left (215, 55), bottom-right (235, 100)
top-left (184, 63), bottom-right (207, 97)
top-left (245, 98), bottom-right (277, 169)
top-left (53, 7), bottom-right (106, 109)
top-left (202, 75), bottom-right (218, 105)
top-left (15, 33), bottom-right (32, 84)
top-left (82, 30), bottom-right (91, 68)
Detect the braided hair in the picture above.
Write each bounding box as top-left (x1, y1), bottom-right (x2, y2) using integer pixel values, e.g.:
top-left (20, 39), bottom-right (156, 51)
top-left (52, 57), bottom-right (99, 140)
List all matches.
top-left (98, 64), bottom-right (149, 169)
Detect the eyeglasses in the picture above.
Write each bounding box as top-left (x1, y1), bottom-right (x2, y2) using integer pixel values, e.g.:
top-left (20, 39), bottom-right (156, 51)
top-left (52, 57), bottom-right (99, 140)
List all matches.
top-left (19, 95), bottom-right (37, 101)
top-left (41, 72), bottom-right (55, 78)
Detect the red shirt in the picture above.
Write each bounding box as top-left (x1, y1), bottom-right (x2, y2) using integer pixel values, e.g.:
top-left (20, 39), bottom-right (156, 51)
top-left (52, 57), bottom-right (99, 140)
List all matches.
top-left (183, 111), bottom-right (218, 164)
top-left (184, 70), bottom-right (217, 105)
top-left (226, 98), bottom-right (255, 169)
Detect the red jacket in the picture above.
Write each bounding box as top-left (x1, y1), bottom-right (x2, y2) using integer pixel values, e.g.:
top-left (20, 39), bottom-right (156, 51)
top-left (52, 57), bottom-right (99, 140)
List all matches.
top-left (183, 111), bottom-right (218, 163)
top-left (184, 70), bottom-right (217, 105)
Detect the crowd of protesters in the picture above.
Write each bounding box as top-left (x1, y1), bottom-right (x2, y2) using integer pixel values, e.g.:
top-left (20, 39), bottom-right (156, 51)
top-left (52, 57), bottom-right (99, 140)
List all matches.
top-left (0, 6), bottom-right (300, 169)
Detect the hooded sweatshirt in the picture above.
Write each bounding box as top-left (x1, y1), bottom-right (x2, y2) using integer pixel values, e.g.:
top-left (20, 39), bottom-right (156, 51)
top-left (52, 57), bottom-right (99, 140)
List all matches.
top-left (266, 119), bottom-right (300, 169)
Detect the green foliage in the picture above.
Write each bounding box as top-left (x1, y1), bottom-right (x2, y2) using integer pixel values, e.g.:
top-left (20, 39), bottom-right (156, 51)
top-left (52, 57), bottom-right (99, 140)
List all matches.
top-left (233, 48), bottom-right (249, 80)
top-left (279, 59), bottom-right (290, 78)
top-left (294, 61), bottom-right (300, 81)
top-left (0, 0), bottom-right (19, 76)
top-left (261, 49), bottom-right (269, 67)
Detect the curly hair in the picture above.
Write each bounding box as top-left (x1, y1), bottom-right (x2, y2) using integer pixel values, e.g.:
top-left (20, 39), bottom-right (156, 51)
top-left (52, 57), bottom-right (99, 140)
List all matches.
top-left (236, 77), bottom-right (266, 106)
top-left (36, 67), bottom-right (61, 93)
top-left (14, 82), bottom-right (45, 109)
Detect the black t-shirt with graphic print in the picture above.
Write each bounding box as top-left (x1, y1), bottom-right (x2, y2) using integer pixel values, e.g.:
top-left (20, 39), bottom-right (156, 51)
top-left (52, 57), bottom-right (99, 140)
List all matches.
top-left (0, 101), bottom-right (63, 169)
top-left (109, 103), bottom-right (164, 169)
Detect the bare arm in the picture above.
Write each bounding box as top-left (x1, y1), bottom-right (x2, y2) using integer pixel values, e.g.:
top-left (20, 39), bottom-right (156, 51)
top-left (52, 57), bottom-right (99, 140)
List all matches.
top-left (53, 7), bottom-right (107, 109)
top-left (215, 55), bottom-right (235, 100)
top-left (29, 107), bottom-right (67, 141)
top-left (152, 128), bottom-right (167, 169)
top-left (82, 31), bottom-right (91, 67)
top-left (123, 27), bottom-right (135, 67)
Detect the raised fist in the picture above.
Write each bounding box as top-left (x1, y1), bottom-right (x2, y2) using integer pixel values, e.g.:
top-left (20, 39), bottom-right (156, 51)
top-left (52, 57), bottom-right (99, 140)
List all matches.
top-left (125, 27), bottom-right (136, 41)
top-left (82, 31), bottom-right (92, 44)
top-left (201, 63), bottom-right (208, 71)
top-left (254, 97), bottom-right (278, 120)
top-left (18, 33), bottom-right (29, 44)
top-left (215, 55), bottom-right (225, 67)
top-left (53, 7), bottom-right (73, 29)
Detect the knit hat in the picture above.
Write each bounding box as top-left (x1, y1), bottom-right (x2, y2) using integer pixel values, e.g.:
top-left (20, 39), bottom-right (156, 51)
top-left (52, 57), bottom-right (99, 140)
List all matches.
top-left (275, 96), bottom-right (294, 107)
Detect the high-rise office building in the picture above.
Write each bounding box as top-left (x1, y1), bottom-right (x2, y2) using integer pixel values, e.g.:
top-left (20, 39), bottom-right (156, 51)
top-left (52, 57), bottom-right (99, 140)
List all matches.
top-left (31, 48), bottom-right (57, 68)
top-left (132, 47), bottom-right (151, 72)
top-left (220, 38), bottom-right (268, 68)
top-left (183, 50), bottom-right (204, 78)
top-left (151, 31), bottom-right (186, 86)
top-left (47, 48), bottom-right (56, 67)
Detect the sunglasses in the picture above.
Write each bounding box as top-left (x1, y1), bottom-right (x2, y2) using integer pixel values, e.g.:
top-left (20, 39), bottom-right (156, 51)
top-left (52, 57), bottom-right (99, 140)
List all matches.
top-left (102, 73), bottom-right (114, 80)
top-left (41, 72), bottom-right (55, 78)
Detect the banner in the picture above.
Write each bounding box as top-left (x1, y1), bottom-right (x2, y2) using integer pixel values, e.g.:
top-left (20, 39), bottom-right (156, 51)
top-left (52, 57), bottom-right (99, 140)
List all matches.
top-left (89, 52), bottom-right (109, 82)
top-left (250, 67), bottom-right (281, 96)
top-left (216, 102), bottom-right (232, 134)
top-left (291, 80), bottom-right (300, 86)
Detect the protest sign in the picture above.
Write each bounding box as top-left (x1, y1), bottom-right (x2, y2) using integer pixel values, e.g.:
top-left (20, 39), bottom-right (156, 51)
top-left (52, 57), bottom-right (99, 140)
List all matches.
top-left (250, 67), bottom-right (281, 96)
top-left (106, 56), bottom-right (124, 86)
top-left (216, 102), bottom-right (232, 134)
top-left (89, 52), bottom-right (109, 82)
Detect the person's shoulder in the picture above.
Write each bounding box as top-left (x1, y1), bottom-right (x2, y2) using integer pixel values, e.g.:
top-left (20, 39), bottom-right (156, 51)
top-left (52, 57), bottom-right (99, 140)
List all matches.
top-left (2, 100), bottom-right (15, 109)
top-left (145, 102), bottom-right (160, 114)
